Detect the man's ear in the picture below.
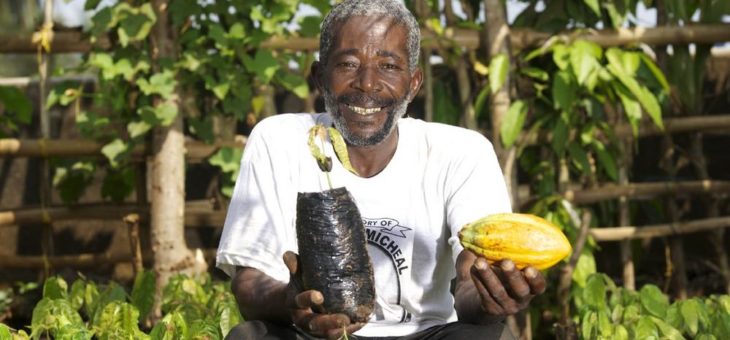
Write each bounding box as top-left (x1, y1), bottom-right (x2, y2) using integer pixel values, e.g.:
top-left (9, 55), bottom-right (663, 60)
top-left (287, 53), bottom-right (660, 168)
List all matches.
top-left (408, 67), bottom-right (423, 102)
top-left (309, 61), bottom-right (323, 92)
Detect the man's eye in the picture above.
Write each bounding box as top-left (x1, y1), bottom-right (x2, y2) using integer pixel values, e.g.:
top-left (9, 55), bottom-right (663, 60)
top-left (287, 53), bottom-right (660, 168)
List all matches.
top-left (381, 63), bottom-right (399, 70)
top-left (338, 62), bottom-right (358, 68)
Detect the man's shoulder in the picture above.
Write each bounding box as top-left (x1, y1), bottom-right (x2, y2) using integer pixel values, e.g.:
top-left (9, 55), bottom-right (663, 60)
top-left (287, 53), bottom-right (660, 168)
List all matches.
top-left (401, 118), bottom-right (493, 149)
top-left (254, 113), bottom-right (322, 131)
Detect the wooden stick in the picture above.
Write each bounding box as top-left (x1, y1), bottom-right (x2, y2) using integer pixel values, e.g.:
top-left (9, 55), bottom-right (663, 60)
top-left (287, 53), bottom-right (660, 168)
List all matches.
top-left (3, 24), bottom-right (730, 54)
top-left (0, 249), bottom-right (217, 268)
top-left (563, 180), bottom-right (730, 204)
top-left (590, 216), bottom-right (730, 241)
top-left (556, 211), bottom-right (592, 340)
top-left (124, 213), bottom-right (144, 275)
top-left (520, 114), bottom-right (730, 146)
top-left (0, 201), bottom-right (225, 227)
top-left (0, 137), bottom-right (246, 161)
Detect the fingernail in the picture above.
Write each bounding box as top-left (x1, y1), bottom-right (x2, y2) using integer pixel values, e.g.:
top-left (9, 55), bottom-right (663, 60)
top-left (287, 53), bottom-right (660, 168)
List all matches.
top-left (525, 267), bottom-right (537, 279)
top-left (475, 258), bottom-right (487, 270)
top-left (309, 322), bottom-right (317, 332)
top-left (501, 260), bottom-right (514, 271)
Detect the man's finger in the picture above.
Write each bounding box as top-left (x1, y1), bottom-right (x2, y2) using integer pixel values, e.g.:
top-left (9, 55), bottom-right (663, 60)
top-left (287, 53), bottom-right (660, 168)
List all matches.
top-left (283, 251), bottom-right (299, 274)
top-left (470, 259), bottom-right (504, 315)
top-left (293, 290), bottom-right (324, 309)
top-left (524, 266), bottom-right (547, 295)
top-left (473, 258), bottom-right (523, 314)
top-left (500, 260), bottom-right (531, 301)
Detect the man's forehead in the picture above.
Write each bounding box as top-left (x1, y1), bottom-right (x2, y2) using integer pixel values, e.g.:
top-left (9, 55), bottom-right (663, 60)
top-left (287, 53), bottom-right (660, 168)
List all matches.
top-left (330, 15), bottom-right (408, 48)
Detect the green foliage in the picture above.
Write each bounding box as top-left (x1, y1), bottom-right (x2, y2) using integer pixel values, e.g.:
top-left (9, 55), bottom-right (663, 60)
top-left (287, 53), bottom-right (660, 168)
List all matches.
top-left (574, 273), bottom-right (730, 339)
top-left (512, 40), bottom-right (667, 198)
top-left (3, 272), bottom-right (241, 339)
top-left (208, 147), bottom-right (244, 197)
top-left (0, 86), bottom-right (32, 137)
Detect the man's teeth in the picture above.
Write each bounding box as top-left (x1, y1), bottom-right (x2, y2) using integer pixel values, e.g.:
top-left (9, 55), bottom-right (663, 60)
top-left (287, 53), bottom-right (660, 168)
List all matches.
top-left (348, 105), bottom-right (381, 115)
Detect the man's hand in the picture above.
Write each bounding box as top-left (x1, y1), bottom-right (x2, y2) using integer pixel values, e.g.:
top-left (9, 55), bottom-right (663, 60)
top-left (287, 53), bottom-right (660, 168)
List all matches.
top-left (283, 251), bottom-right (364, 339)
top-left (455, 250), bottom-right (546, 324)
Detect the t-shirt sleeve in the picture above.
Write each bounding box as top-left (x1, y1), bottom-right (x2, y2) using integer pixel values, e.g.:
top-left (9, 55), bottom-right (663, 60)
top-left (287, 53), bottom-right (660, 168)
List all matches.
top-left (444, 132), bottom-right (512, 264)
top-left (215, 121), bottom-right (297, 283)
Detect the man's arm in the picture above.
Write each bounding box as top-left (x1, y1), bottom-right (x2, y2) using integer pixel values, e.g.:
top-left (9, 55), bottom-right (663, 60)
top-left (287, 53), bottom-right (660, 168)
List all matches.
top-left (230, 252), bottom-right (365, 339)
top-left (454, 250), bottom-right (546, 324)
top-left (231, 266), bottom-right (291, 323)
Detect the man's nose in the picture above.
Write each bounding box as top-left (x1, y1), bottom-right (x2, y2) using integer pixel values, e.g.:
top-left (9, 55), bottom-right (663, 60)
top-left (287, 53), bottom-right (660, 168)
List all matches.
top-left (353, 65), bottom-right (382, 92)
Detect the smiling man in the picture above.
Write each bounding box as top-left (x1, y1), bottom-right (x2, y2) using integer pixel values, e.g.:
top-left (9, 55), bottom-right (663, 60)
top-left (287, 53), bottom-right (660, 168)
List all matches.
top-left (216, 1), bottom-right (545, 339)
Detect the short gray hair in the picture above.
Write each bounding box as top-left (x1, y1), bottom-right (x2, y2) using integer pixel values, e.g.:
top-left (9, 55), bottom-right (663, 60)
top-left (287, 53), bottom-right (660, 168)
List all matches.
top-left (319, 0), bottom-right (421, 72)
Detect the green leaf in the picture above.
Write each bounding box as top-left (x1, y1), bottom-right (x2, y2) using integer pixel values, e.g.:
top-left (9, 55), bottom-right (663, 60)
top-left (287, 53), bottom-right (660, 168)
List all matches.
top-left (101, 166), bottom-right (135, 202)
top-left (615, 83), bottom-right (642, 136)
top-left (489, 53), bottom-right (509, 94)
top-left (131, 270), bottom-right (156, 323)
top-left (568, 143), bottom-right (591, 176)
top-left (681, 299), bottom-right (700, 336)
top-left (0, 324), bottom-right (12, 340)
top-left (614, 324), bottom-right (629, 340)
top-left (242, 50), bottom-right (280, 84)
top-left (84, 0), bottom-right (102, 10)
top-left (92, 301), bottom-right (146, 339)
top-left (0, 86), bottom-right (32, 124)
top-left (552, 71), bottom-right (576, 111)
top-left (651, 316), bottom-right (685, 340)
top-left (592, 140), bottom-right (618, 181)
top-left (30, 298), bottom-right (84, 340)
top-left (584, 274), bottom-right (606, 309)
top-left (43, 276), bottom-right (68, 300)
top-left (569, 40), bottom-right (601, 87)
top-left (552, 44), bottom-right (570, 70)
top-left (551, 115), bottom-right (569, 154)
top-left (127, 120), bottom-right (153, 139)
top-left (209, 147), bottom-right (243, 174)
top-left (572, 251), bottom-right (596, 288)
top-left (299, 15), bottom-right (322, 37)
top-left (500, 100), bottom-right (528, 148)
top-left (68, 280), bottom-right (86, 311)
top-left (521, 67), bottom-right (549, 82)
top-left (640, 284), bottom-right (669, 318)
top-left (277, 72), bottom-right (309, 99)
top-left (101, 138), bottom-right (130, 168)
top-left (581, 310), bottom-right (597, 338)
top-left (137, 70), bottom-right (177, 98)
top-left (635, 315), bottom-right (659, 339)
top-left (583, 0), bottom-right (601, 15)
top-left (640, 54), bottom-right (670, 92)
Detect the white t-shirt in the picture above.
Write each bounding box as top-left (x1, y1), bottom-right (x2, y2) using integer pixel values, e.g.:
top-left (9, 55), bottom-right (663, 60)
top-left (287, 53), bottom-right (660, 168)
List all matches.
top-left (216, 113), bottom-right (511, 336)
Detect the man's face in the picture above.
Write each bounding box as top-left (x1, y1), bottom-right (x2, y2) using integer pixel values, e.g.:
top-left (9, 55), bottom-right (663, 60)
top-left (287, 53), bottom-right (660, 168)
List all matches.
top-left (321, 16), bottom-right (421, 147)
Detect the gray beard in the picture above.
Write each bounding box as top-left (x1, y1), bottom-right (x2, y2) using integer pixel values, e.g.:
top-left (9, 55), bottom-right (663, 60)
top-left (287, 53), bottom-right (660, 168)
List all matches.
top-left (324, 90), bottom-right (410, 147)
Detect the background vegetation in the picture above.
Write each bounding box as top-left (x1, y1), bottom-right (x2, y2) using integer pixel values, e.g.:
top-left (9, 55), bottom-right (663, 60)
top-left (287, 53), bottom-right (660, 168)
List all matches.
top-left (1, 0), bottom-right (729, 338)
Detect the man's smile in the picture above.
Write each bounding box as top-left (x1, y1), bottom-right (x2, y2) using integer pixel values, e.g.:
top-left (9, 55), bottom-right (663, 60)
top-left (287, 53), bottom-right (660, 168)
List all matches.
top-left (347, 105), bottom-right (384, 115)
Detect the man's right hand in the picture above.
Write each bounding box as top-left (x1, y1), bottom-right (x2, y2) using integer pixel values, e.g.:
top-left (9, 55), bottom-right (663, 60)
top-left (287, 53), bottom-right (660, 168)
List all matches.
top-left (283, 251), bottom-right (364, 339)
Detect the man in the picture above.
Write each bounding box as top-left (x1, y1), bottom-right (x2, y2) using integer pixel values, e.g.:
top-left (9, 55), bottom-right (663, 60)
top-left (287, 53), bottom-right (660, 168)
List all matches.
top-left (217, 0), bottom-right (546, 339)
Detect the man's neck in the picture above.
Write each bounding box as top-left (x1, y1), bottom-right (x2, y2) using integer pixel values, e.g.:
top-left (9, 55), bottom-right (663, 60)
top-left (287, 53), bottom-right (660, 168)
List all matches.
top-left (346, 129), bottom-right (399, 178)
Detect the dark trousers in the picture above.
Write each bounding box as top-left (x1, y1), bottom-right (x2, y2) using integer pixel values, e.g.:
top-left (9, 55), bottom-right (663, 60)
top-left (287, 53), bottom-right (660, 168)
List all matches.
top-left (225, 320), bottom-right (514, 340)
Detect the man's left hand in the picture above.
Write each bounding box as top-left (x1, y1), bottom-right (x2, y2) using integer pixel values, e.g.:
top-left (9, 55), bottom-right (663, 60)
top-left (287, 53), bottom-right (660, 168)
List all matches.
top-left (455, 250), bottom-right (546, 323)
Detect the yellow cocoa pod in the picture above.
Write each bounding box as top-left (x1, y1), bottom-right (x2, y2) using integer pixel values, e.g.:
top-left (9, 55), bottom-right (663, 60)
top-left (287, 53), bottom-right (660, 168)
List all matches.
top-left (458, 213), bottom-right (572, 270)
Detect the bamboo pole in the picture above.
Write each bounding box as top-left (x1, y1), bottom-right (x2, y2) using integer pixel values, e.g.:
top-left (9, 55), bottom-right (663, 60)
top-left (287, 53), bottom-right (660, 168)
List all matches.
top-left (618, 138), bottom-right (635, 290)
top-left (0, 201), bottom-right (225, 227)
top-left (556, 211), bottom-right (591, 340)
top-left (690, 133), bottom-right (730, 293)
top-left (0, 249), bottom-right (218, 268)
top-left (590, 216), bottom-right (730, 241)
top-left (0, 137), bottom-right (246, 161)
top-left (561, 180), bottom-right (730, 204)
top-left (4, 24), bottom-right (730, 54)
top-left (519, 114), bottom-right (730, 146)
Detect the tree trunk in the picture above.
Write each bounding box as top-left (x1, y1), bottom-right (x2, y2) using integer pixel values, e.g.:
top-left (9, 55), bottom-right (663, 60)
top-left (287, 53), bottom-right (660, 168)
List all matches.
top-left (484, 0), bottom-right (515, 205)
top-left (149, 0), bottom-right (206, 319)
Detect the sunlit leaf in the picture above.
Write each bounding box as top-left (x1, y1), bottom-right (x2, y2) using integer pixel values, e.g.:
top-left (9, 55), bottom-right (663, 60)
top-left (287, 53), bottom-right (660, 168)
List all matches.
top-left (489, 53), bottom-right (509, 94)
top-left (640, 284), bottom-right (669, 318)
top-left (500, 100), bottom-right (528, 148)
